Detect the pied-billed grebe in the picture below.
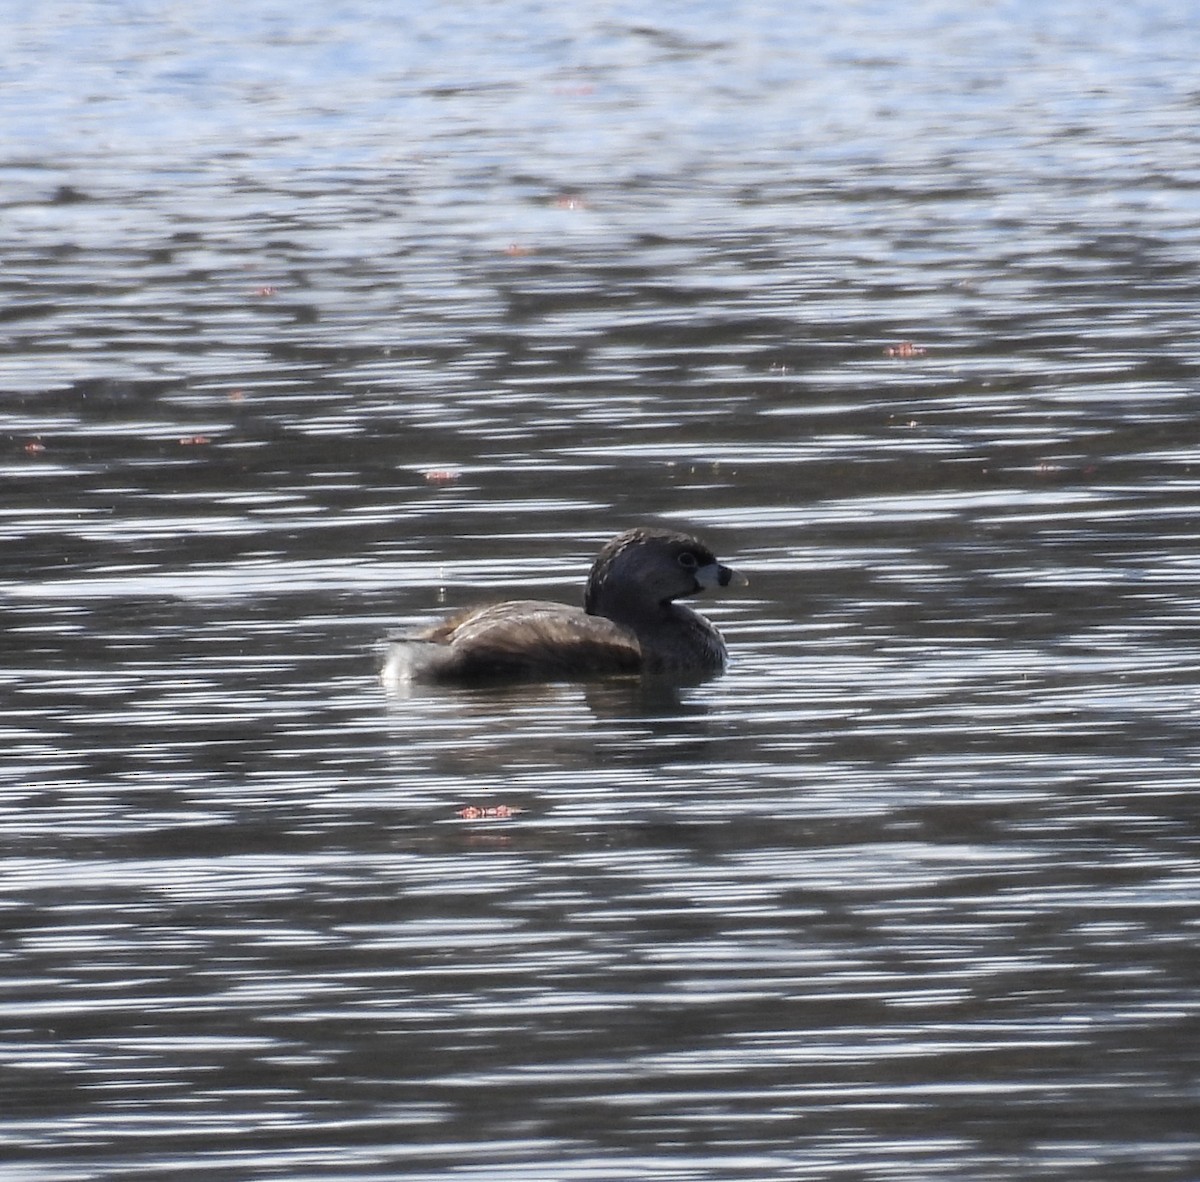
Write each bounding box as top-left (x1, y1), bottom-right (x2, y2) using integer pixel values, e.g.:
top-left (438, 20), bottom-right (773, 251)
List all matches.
top-left (382, 527), bottom-right (747, 684)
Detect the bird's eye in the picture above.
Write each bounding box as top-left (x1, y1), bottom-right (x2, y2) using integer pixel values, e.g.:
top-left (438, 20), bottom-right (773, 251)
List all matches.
top-left (677, 552), bottom-right (699, 569)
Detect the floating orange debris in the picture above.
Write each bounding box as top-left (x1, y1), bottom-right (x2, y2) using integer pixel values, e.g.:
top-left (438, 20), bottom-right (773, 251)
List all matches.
top-left (885, 341), bottom-right (927, 358)
top-left (456, 805), bottom-right (523, 821)
top-left (423, 469), bottom-right (461, 485)
top-left (23, 439), bottom-right (45, 455)
top-left (178, 435), bottom-right (211, 446)
top-left (504, 243), bottom-right (533, 257)
top-left (253, 285), bottom-right (278, 298)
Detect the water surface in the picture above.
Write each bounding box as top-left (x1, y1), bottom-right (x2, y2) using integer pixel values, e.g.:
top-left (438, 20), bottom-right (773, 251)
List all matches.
top-left (3, 1), bottom-right (1200, 1178)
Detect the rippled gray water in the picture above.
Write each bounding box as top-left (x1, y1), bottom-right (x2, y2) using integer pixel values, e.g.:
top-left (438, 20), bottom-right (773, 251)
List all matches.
top-left (3, 1), bottom-right (1200, 1178)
